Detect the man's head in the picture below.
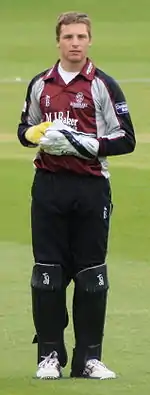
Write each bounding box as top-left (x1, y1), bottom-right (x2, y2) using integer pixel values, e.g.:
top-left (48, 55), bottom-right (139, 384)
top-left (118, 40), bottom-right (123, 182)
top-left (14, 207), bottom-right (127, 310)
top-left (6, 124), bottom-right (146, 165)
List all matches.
top-left (56, 12), bottom-right (92, 69)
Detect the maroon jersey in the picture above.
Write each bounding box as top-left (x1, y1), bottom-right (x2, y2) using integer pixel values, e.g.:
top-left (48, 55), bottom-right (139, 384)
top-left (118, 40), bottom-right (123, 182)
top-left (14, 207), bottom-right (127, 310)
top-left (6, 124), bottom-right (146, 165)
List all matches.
top-left (17, 58), bottom-right (136, 177)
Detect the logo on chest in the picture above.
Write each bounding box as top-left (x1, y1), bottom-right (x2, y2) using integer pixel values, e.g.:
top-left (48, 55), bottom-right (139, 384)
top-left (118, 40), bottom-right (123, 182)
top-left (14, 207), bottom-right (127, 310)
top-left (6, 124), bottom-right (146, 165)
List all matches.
top-left (70, 92), bottom-right (88, 109)
top-left (45, 111), bottom-right (78, 129)
top-left (45, 95), bottom-right (51, 107)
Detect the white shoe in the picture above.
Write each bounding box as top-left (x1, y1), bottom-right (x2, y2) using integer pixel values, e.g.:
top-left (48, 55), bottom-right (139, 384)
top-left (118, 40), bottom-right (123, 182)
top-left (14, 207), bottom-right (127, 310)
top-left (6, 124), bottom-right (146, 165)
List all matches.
top-left (36, 351), bottom-right (61, 379)
top-left (83, 359), bottom-right (116, 379)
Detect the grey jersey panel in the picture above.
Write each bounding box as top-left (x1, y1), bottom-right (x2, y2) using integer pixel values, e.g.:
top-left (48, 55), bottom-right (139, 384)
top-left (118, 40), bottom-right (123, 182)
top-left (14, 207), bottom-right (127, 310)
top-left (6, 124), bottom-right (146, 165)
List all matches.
top-left (24, 78), bottom-right (44, 125)
top-left (91, 77), bottom-right (125, 138)
top-left (91, 76), bottom-right (126, 177)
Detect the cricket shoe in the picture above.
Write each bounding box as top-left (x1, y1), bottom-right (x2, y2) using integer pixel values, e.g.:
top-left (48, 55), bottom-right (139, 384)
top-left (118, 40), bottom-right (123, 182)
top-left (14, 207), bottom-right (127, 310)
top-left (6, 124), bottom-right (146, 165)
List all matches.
top-left (36, 351), bottom-right (61, 379)
top-left (82, 359), bottom-right (116, 379)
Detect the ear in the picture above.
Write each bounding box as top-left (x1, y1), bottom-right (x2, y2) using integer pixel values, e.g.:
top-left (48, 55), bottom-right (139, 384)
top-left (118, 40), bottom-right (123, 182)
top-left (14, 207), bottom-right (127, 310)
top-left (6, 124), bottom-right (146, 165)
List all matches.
top-left (56, 37), bottom-right (60, 48)
top-left (88, 37), bottom-right (92, 47)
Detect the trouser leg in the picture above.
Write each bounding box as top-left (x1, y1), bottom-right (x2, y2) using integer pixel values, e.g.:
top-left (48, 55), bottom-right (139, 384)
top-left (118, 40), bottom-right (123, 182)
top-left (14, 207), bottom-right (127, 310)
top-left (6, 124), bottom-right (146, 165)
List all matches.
top-left (31, 263), bottom-right (68, 366)
top-left (69, 176), bottom-right (112, 375)
top-left (71, 264), bottom-right (109, 376)
top-left (31, 170), bottom-right (71, 366)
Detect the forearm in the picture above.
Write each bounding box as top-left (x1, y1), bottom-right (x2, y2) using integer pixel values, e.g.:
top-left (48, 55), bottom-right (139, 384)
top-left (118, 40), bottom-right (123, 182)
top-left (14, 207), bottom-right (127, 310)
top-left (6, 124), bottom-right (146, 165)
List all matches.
top-left (98, 128), bottom-right (136, 157)
top-left (17, 122), bottom-right (37, 147)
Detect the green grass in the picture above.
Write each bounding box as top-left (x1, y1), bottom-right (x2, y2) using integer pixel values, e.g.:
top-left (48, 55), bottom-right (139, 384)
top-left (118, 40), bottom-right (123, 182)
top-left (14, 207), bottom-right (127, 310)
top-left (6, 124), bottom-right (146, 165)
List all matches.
top-left (0, 241), bottom-right (150, 394)
top-left (0, 0), bottom-right (150, 394)
top-left (0, 240), bottom-right (150, 394)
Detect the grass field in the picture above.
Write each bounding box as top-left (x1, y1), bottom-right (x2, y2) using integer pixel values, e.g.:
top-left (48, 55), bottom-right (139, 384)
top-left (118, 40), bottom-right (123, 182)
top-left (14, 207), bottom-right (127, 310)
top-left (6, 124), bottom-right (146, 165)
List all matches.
top-left (0, 0), bottom-right (150, 394)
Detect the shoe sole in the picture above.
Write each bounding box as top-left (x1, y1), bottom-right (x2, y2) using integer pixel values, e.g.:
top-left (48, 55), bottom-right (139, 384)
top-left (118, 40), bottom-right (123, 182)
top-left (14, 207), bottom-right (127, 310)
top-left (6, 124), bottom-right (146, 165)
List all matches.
top-left (70, 374), bottom-right (117, 380)
top-left (41, 377), bottom-right (60, 380)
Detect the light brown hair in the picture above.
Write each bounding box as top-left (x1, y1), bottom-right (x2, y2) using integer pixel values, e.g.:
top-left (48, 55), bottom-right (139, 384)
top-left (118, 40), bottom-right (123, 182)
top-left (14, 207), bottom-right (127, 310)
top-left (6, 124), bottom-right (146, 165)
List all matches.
top-left (56, 12), bottom-right (92, 41)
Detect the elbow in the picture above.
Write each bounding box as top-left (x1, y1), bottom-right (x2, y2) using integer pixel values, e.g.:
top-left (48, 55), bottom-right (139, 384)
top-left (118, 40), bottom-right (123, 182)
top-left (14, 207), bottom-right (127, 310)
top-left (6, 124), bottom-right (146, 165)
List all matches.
top-left (127, 135), bottom-right (136, 153)
top-left (123, 127), bottom-right (136, 153)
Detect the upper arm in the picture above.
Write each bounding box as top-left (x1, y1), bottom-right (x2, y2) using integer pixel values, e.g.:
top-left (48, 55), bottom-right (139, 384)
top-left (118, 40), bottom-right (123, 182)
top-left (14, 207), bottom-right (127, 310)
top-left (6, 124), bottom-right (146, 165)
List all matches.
top-left (91, 74), bottom-right (134, 138)
top-left (101, 77), bottom-right (133, 134)
top-left (20, 77), bottom-right (44, 126)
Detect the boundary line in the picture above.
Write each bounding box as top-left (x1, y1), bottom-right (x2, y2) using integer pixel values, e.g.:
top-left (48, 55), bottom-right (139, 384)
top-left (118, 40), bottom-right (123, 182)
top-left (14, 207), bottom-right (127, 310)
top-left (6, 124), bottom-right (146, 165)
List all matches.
top-left (0, 78), bottom-right (150, 84)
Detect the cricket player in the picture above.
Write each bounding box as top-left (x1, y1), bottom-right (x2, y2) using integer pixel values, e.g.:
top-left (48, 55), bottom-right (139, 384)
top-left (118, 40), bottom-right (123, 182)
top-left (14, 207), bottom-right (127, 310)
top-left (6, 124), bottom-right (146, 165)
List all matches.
top-left (17, 12), bottom-right (136, 379)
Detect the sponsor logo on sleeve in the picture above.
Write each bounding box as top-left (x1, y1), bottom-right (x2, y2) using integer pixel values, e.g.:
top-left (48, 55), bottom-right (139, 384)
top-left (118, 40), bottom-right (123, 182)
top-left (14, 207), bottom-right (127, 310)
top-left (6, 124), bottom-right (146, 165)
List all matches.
top-left (115, 102), bottom-right (129, 115)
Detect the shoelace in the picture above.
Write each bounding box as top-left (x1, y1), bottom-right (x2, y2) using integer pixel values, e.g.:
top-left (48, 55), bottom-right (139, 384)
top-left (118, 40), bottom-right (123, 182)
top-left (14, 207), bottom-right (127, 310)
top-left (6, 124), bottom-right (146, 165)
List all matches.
top-left (87, 359), bottom-right (107, 370)
top-left (39, 351), bottom-right (58, 368)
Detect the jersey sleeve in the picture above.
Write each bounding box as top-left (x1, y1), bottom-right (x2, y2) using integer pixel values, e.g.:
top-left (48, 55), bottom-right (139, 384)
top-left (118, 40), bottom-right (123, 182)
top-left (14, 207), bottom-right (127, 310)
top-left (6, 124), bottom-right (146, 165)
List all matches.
top-left (97, 76), bottom-right (136, 156)
top-left (17, 74), bottom-right (44, 146)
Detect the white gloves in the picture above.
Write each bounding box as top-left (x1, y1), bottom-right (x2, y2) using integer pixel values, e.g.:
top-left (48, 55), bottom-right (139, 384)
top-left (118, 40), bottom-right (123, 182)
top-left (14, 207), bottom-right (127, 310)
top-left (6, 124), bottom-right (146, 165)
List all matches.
top-left (39, 120), bottom-right (99, 159)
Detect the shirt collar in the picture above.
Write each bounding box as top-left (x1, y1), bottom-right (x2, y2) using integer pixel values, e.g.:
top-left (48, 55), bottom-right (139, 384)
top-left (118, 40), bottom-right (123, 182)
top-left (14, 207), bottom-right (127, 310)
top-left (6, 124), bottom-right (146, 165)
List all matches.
top-left (80, 58), bottom-right (96, 80)
top-left (43, 58), bottom-right (96, 81)
top-left (43, 62), bottom-right (59, 80)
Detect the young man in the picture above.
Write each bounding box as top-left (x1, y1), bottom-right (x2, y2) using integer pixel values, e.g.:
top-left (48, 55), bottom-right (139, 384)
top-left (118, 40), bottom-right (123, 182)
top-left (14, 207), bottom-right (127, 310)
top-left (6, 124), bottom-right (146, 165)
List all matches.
top-left (17, 12), bottom-right (136, 379)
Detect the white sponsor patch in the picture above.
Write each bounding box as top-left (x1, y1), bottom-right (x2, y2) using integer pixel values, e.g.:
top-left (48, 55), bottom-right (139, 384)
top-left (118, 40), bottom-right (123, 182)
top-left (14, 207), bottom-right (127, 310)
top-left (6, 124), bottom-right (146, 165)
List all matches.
top-left (115, 102), bottom-right (129, 115)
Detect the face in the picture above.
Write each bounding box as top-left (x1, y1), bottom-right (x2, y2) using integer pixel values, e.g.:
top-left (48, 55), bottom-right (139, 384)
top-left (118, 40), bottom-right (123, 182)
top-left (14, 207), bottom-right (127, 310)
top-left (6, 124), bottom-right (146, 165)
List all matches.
top-left (57, 23), bottom-right (91, 65)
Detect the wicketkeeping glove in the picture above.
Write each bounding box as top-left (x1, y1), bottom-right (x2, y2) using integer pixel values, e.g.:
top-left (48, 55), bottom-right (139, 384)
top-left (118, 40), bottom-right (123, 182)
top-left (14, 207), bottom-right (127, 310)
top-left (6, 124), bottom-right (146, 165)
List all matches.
top-left (39, 120), bottom-right (99, 159)
top-left (25, 121), bottom-right (52, 144)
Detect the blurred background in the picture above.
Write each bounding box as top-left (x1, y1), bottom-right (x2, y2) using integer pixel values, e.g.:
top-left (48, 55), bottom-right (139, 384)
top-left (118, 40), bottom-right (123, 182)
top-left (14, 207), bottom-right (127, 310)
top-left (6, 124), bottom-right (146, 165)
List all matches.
top-left (0, 1), bottom-right (150, 394)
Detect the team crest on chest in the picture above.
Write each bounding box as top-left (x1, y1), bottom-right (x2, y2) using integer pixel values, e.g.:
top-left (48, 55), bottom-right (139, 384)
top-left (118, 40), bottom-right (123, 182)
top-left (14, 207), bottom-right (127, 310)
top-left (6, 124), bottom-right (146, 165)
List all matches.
top-left (70, 92), bottom-right (88, 109)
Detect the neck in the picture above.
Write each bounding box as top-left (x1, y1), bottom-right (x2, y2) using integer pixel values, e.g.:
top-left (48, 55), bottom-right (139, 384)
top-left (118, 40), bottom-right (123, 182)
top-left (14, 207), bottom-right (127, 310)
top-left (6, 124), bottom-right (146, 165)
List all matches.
top-left (60, 58), bottom-right (87, 72)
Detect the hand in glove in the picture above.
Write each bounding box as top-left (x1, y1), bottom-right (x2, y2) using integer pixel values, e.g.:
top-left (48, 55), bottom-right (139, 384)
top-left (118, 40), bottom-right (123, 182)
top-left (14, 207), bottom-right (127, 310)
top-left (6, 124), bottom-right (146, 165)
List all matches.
top-left (39, 120), bottom-right (99, 159)
top-left (25, 122), bottom-right (52, 144)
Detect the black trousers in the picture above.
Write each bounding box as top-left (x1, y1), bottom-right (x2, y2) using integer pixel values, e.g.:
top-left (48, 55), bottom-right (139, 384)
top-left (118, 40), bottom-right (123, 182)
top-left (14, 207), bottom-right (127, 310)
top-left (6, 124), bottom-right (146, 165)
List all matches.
top-left (31, 169), bottom-right (112, 278)
top-left (31, 169), bottom-right (113, 368)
